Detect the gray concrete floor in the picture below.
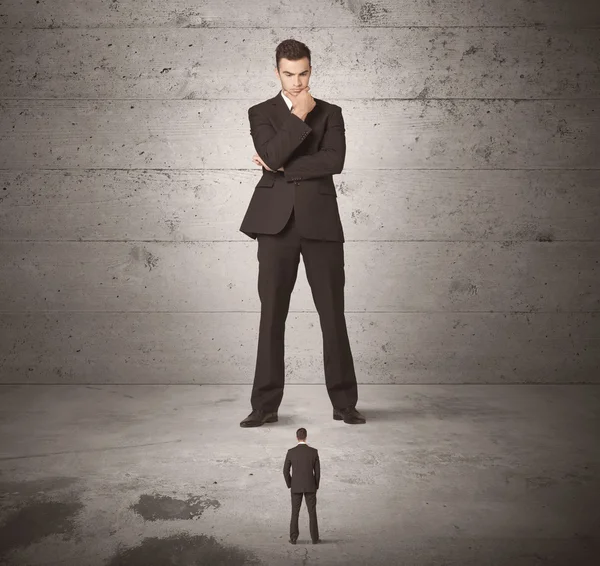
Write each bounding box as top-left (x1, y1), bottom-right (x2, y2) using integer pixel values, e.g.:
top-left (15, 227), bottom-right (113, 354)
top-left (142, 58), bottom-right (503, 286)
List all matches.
top-left (0, 384), bottom-right (598, 566)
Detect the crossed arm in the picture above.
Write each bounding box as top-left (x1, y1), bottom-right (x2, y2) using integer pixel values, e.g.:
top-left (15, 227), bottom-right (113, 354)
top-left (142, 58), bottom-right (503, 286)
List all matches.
top-left (250, 104), bottom-right (346, 182)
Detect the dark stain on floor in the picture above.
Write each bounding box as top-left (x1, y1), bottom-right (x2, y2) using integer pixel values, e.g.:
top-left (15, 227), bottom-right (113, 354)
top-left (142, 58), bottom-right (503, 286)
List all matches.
top-left (106, 533), bottom-right (262, 566)
top-left (130, 493), bottom-right (220, 521)
top-left (0, 476), bottom-right (78, 498)
top-left (0, 498), bottom-right (83, 558)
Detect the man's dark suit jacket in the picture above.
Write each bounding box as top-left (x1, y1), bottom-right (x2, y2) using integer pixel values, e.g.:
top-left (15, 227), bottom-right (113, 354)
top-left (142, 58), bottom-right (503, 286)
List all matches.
top-left (284, 443), bottom-right (321, 493)
top-left (239, 91), bottom-right (346, 242)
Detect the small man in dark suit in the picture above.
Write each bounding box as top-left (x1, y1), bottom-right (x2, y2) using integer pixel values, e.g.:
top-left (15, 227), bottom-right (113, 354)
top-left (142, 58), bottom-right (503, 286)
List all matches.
top-left (283, 427), bottom-right (321, 544)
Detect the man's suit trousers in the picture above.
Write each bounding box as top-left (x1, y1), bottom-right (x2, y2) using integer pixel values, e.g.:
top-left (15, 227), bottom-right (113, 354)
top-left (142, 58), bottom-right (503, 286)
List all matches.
top-left (250, 206), bottom-right (358, 412)
top-left (290, 491), bottom-right (318, 542)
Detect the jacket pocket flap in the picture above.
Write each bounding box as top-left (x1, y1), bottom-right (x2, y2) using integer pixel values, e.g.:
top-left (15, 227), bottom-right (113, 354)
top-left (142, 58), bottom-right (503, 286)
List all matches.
top-left (256, 174), bottom-right (275, 188)
top-left (317, 180), bottom-right (337, 196)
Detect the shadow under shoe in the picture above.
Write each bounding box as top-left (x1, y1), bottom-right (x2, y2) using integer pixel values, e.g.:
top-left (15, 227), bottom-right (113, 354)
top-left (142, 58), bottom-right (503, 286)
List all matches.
top-left (240, 409), bottom-right (278, 427)
top-left (333, 406), bottom-right (366, 424)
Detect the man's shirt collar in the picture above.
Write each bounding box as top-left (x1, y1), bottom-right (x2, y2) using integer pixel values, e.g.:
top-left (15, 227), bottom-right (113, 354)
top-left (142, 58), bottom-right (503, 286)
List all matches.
top-left (281, 89), bottom-right (293, 111)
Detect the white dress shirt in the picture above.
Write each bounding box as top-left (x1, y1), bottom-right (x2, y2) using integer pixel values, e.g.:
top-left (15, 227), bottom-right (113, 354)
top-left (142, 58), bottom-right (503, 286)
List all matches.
top-left (297, 440), bottom-right (307, 445)
top-left (281, 90), bottom-right (293, 111)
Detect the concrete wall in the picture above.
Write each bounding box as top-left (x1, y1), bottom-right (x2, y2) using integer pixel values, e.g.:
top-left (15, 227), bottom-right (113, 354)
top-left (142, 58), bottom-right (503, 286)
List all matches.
top-left (1, 0), bottom-right (599, 384)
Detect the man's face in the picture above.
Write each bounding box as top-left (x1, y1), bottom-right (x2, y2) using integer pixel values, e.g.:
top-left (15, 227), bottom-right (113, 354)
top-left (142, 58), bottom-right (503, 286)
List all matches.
top-left (275, 57), bottom-right (311, 94)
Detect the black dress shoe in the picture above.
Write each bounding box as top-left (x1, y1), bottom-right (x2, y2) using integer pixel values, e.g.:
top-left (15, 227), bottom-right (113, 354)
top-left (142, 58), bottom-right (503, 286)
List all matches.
top-left (333, 406), bottom-right (366, 424)
top-left (240, 409), bottom-right (278, 427)
top-left (289, 538), bottom-right (297, 544)
top-left (312, 538), bottom-right (321, 544)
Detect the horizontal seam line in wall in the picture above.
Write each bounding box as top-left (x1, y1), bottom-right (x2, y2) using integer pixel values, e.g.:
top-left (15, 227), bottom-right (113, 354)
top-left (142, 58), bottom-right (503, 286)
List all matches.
top-left (1, 239), bottom-right (598, 243)
top-left (1, 98), bottom-right (600, 101)
top-left (2, 168), bottom-right (600, 172)
top-left (0, 310), bottom-right (597, 314)
top-left (0, 382), bottom-right (598, 386)
top-left (6, 25), bottom-right (600, 29)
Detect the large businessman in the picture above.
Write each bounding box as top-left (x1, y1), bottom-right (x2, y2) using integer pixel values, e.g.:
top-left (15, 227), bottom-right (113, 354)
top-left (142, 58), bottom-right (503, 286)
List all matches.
top-left (239, 39), bottom-right (366, 427)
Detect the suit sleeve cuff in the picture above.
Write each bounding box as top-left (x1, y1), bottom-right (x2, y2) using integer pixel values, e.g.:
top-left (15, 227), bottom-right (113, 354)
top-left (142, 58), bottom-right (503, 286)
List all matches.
top-left (283, 158), bottom-right (303, 182)
top-left (283, 115), bottom-right (312, 180)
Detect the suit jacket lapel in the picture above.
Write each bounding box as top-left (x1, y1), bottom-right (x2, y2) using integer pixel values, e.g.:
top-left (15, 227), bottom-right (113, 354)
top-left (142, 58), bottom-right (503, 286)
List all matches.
top-left (270, 91), bottom-right (290, 126)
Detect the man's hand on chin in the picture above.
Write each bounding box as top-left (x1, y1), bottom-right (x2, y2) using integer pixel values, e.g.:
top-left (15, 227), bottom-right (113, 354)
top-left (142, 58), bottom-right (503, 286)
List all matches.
top-left (252, 153), bottom-right (284, 172)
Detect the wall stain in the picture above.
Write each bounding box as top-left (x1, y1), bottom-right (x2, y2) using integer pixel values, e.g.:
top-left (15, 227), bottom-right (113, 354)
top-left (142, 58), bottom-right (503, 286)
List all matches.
top-left (129, 247), bottom-right (160, 270)
top-left (192, 183), bottom-right (204, 199)
top-left (351, 208), bottom-right (370, 224)
top-left (418, 98), bottom-right (433, 118)
top-left (449, 280), bottom-right (479, 297)
top-left (415, 86), bottom-right (429, 99)
top-left (141, 249), bottom-right (159, 271)
top-left (344, 0), bottom-right (389, 24)
top-left (492, 45), bottom-right (507, 65)
top-left (462, 45), bottom-right (481, 58)
top-left (535, 231), bottom-right (555, 242)
top-left (336, 179), bottom-right (350, 196)
top-left (556, 118), bottom-right (572, 137)
top-left (164, 215), bottom-right (180, 234)
top-left (474, 143), bottom-right (493, 163)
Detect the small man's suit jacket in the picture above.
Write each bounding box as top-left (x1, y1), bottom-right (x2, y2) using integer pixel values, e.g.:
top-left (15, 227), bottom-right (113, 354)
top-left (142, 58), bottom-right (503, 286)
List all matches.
top-left (239, 90), bottom-right (346, 242)
top-left (283, 443), bottom-right (321, 493)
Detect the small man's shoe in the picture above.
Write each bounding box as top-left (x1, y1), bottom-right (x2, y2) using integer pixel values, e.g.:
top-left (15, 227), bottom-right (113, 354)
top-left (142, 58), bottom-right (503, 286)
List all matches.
top-left (289, 538), bottom-right (297, 544)
top-left (333, 406), bottom-right (366, 424)
top-left (312, 538), bottom-right (321, 544)
top-left (240, 409), bottom-right (278, 427)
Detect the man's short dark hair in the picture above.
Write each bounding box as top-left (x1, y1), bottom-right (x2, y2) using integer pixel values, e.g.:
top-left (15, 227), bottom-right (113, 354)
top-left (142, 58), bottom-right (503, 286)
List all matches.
top-left (276, 39), bottom-right (311, 70)
top-left (296, 427), bottom-right (307, 440)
